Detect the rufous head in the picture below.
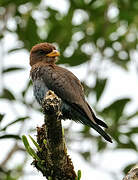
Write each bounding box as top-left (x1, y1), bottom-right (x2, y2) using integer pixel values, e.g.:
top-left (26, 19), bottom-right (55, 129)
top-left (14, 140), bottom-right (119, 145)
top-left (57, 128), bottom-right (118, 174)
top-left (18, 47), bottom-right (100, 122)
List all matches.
top-left (30, 42), bottom-right (60, 66)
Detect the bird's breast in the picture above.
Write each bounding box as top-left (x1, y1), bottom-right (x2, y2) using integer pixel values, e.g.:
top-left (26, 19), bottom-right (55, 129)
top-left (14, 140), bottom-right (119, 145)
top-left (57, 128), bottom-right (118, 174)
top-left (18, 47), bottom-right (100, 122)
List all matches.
top-left (33, 79), bottom-right (49, 105)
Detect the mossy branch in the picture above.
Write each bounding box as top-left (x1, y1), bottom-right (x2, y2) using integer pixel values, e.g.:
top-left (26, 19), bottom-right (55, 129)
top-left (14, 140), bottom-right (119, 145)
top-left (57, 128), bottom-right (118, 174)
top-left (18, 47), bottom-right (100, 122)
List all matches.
top-left (32, 90), bottom-right (77, 180)
top-left (123, 166), bottom-right (138, 180)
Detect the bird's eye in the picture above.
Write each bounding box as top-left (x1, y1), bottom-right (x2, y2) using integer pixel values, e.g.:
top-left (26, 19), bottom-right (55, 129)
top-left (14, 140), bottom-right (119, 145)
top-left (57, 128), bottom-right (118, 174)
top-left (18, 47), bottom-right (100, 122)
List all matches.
top-left (37, 50), bottom-right (45, 55)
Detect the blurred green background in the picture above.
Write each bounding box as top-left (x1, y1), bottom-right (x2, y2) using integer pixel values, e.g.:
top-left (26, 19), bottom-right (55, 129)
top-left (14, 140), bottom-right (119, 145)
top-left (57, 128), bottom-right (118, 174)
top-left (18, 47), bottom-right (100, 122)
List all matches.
top-left (0, 0), bottom-right (138, 179)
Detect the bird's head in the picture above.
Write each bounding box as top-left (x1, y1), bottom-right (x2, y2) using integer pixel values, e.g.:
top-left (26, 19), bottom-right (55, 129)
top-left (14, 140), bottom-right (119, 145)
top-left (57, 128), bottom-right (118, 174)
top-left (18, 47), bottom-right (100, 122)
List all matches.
top-left (30, 42), bottom-right (60, 66)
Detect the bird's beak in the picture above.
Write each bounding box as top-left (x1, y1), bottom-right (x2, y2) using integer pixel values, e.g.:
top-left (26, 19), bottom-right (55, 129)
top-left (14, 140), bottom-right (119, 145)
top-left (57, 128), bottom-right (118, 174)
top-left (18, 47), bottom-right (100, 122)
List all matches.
top-left (46, 50), bottom-right (60, 57)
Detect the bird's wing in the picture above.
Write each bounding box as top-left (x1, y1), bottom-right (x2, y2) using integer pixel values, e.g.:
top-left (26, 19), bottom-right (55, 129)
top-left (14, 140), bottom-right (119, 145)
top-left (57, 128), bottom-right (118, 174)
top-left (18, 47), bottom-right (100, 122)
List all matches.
top-left (41, 65), bottom-right (93, 121)
top-left (39, 64), bottom-right (112, 143)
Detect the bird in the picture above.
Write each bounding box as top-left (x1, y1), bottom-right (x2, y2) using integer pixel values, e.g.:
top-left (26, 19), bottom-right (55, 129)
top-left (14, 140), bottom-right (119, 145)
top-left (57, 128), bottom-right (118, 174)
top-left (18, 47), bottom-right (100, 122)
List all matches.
top-left (29, 42), bottom-right (112, 143)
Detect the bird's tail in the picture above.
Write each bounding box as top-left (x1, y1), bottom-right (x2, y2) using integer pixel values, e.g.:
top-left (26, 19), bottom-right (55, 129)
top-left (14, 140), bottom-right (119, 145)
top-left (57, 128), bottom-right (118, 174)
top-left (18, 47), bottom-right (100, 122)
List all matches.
top-left (71, 102), bottom-right (112, 143)
top-left (86, 102), bottom-right (108, 128)
top-left (89, 121), bottom-right (112, 143)
top-left (87, 106), bottom-right (112, 142)
top-left (92, 113), bottom-right (108, 128)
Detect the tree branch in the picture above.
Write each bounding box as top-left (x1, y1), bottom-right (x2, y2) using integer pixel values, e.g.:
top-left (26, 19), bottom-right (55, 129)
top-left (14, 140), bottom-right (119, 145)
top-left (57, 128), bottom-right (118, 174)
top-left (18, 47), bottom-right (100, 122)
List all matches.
top-left (123, 167), bottom-right (138, 180)
top-left (33, 90), bottom-right (76, 180)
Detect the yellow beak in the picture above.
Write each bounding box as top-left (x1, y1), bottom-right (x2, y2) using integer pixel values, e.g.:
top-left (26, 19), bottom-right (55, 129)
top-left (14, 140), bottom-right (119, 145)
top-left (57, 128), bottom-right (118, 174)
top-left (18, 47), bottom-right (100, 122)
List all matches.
top-left (46, 50), bottom-right (60, 57)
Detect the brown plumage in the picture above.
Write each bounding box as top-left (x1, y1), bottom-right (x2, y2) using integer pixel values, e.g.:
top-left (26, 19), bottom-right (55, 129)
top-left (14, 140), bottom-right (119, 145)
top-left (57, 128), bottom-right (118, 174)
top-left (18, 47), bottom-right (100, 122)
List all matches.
top-left (30, 42), bottom-right (112, 143)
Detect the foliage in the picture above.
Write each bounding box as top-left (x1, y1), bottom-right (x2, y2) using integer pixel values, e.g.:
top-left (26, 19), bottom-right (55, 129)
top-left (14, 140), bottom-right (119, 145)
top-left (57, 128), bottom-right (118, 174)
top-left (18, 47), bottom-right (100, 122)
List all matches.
top-left (22, 135), bottom-right (41, 161)
top-left (0, 0), bottom-right (138, 179)
top-left (76, 170), bottom-right (82, 180)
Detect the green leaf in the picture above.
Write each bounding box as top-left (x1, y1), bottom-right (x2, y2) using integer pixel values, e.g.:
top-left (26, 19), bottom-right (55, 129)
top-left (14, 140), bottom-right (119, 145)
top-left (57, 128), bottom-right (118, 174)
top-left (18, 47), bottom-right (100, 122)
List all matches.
top-left (8, 47), bottom-right (23, 53)
top-left (28, 146), bottom-right (41, 161)
top-left (29, 135), bottom-right (42, 152)
top-left (97, 139), bottom-right (106, 151)
top-left (123, 163), bottom-right (136, 174)
top-left (117, 140), bottom-right (137, 150)
top-left (43, 139), bottom-right (47, 145)
top-left (22, 80), bottom-right (32, 97)
top-left (22, 135), bottom-right (30, 151)
top-left (0, 88), bottom-right (15, 100)
top-left (0, 134), bottom-right (21, 140)
top-left (81, 151), bottom-right (91, 161)
top-left (59, 50), bottom-right (90, 66)
top-left (93, 78), bottom-right (107, 101)
top-left (62, 128), bottom-right (65, 136)
top-left (102, 98), bottom-right (130, 122)
top-left (22, 135), bottom-right (40, 161)
top-left (0, 116), bottom-right (29, 131)
top-left (0, 0), bottom-right (41, 6)
top-left (0, 34), bottom-right (4, 39)
top-left (2, 67), bottom-right (24, 74)
top-left (126, 127), bottom-right (138, 135)
top-left (0, 114), bottom-right (4, 122)
top-left (17, 16), bottom-right (40, 50)
top-left (82, 82), bottom-right (92, 97)
top-left (80, 126), bottom-right (91, 138)
top-left (48, 177), bottom-right (52, 180)
top-left (126, 111), bottom-right (138, 120)
top-left (47, 7), bottom-right (73, 48)
top-left (77, 170), bottom-right (81, 180)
